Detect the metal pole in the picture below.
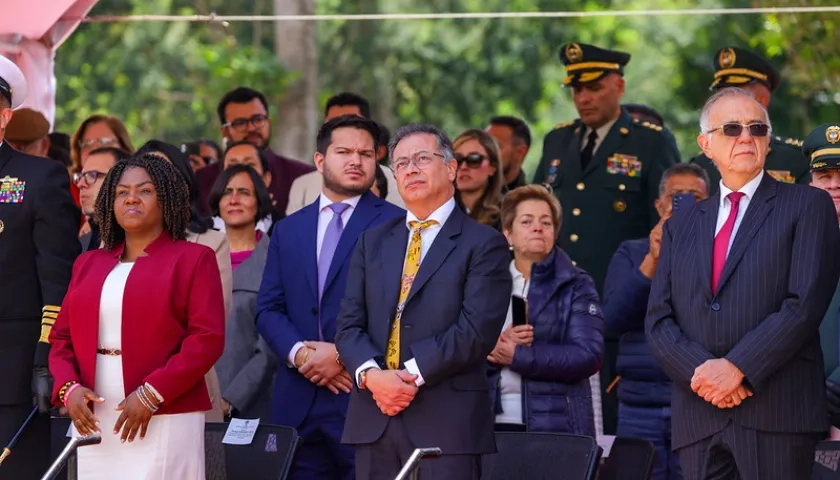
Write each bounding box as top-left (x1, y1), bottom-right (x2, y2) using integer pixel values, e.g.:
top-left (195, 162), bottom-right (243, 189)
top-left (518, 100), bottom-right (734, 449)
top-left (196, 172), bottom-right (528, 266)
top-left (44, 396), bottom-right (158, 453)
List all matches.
top-left (41, 434), bottom-right (101, 480)
top-left (393, 447), bottom-right (442, 480)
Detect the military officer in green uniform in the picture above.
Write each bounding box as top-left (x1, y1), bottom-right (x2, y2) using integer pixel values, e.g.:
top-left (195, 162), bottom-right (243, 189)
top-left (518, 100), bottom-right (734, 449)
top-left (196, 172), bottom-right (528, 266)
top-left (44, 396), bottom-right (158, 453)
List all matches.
top-left (805, 123), bottom-right (840, 429)
top-left (0, 56), bottom-right (80, 478)
top-left (533, 42), bottom-right (680, 435)
top-left (690, 47), bottom-right (809, 194)
top-left (533, 42), bottom-right (680, 293)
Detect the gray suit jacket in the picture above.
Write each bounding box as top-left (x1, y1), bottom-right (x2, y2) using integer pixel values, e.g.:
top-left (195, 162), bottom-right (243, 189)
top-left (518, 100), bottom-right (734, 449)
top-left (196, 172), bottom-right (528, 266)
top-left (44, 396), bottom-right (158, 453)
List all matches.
top-left (215, 234), bottom-right (277, 419)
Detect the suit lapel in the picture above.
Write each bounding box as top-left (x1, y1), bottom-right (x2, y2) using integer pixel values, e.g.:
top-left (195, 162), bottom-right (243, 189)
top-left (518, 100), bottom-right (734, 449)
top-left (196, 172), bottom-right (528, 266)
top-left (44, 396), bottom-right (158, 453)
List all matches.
top-left (564, 125), bottom-right (583, 181)
top-left (324, 192), bottom-right (380, 292)
top-left (404, 208), bottom-right (464, 306)
top-left (381, 221), bottom-right (409, 337)
top-left (716, 174), bottom-right (777, 293)
top-left (695, 194), bottom-right (720, 298)
top-left (580, 110), bottom-right (632, 180)
top-left (299, 200), bottom-right (320, 299)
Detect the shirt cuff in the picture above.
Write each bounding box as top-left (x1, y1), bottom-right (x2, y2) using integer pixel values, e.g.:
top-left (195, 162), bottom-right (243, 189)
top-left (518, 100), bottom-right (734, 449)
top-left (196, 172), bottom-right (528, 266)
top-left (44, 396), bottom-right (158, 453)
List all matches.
top-left (287, 342), bottom-right (306, 368)
top-left (355, 359), bottom-right (381, 387)
top-left (404, 358), bottom-right (425, 387)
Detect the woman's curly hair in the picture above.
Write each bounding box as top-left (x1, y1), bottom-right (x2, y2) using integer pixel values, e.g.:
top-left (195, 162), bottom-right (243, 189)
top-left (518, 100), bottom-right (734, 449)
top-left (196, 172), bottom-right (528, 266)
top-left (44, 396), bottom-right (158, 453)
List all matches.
top-left (94, 153), bottom-right (190, 250)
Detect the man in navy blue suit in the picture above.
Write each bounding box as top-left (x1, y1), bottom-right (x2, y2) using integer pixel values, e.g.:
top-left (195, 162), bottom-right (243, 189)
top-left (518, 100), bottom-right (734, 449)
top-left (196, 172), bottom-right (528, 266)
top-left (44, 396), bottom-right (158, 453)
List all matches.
top-left (256, 115), bottom-right (404, 480)
top-left (335, 123), bottom-right (512, 480)
top-left (646, 88), bottom-right (840, 479)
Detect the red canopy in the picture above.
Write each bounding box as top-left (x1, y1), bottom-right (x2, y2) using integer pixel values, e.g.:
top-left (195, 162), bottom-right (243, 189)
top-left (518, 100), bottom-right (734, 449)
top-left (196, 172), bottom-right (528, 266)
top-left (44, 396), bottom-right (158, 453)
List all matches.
top-left (0, 0), bottom-right (99, 127)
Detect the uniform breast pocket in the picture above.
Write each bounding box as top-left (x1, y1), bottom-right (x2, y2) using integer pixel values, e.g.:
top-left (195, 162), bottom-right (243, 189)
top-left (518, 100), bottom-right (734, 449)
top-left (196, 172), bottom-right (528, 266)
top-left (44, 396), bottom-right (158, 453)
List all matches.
top-left (602, 175), bottom-right (642, 215)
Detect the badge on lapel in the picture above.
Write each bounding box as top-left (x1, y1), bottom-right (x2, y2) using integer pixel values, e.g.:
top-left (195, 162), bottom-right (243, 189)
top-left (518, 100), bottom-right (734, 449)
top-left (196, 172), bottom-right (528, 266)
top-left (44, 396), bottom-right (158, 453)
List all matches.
top-left (0, 176), bottom-right (25, 203)
top-left (766, 170), bottom-right (795, 183)
top-left (606, 154), bottom-right (642, 178)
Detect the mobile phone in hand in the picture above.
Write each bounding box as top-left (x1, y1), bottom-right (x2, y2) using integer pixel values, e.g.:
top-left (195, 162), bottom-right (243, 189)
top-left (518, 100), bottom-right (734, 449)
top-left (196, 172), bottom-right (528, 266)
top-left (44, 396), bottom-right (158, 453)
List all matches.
top-left (671, 192), bottom-right (696, 214)
top-left (511, 295), bottom-right (528, 326)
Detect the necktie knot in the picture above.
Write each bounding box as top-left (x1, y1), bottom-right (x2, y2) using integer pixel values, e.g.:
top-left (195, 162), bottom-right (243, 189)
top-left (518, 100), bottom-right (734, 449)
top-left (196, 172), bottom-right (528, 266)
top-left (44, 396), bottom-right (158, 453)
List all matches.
top-left (727, 192), bottom-right (745, 206)
top-left (409, 220), bottom-right (438, 232)
top-left (328, 202), bottom-right (350, 216)
top-left (587, 130), bottom-right (598, 142)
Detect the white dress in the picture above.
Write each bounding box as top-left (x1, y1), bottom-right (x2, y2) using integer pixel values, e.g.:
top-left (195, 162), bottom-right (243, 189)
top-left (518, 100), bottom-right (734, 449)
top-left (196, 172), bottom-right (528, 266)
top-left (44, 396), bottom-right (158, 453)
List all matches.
top-left (74, 262), bottom-right (206, 480)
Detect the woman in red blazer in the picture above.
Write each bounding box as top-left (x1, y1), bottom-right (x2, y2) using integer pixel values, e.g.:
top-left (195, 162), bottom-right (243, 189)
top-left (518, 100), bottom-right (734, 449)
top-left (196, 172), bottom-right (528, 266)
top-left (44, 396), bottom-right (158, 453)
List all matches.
top-left (49, 153), bottom-right (225, 479)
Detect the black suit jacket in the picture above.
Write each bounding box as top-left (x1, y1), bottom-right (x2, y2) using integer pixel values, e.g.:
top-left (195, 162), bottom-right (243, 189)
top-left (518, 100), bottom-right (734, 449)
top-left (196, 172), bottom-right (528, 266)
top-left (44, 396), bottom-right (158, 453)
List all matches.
top-left (335, 205), bottom-right (512, 455)
top-left (646, 173), bottom-right (840, 449)
top-left (0, 142), bottom-right (81, 405)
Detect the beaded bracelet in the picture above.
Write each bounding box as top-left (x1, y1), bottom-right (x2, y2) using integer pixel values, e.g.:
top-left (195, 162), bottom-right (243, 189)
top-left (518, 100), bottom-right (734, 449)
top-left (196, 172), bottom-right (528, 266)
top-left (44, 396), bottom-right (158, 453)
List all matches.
top-left (58, 380), bottom-right (79, 404)
top-left (62, 383), bottom-right (82, 407)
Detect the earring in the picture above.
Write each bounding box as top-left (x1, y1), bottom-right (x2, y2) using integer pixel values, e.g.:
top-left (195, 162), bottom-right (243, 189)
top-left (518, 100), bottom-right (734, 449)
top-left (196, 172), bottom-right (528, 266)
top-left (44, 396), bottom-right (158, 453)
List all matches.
top-left (508, 245), bottom-right (514, 251)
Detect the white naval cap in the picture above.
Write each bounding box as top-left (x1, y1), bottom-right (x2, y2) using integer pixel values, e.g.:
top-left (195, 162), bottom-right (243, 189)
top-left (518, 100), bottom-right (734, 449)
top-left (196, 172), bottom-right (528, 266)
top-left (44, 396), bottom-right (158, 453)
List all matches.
top-left (0, 55), bottom-right (28, 109)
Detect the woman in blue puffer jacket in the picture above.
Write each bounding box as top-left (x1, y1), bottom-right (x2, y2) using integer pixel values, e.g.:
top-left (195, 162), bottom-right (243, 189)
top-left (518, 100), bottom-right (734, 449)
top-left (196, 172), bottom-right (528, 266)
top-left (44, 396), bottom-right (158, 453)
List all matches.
top-left (487, 185), bottom-right (605, 436)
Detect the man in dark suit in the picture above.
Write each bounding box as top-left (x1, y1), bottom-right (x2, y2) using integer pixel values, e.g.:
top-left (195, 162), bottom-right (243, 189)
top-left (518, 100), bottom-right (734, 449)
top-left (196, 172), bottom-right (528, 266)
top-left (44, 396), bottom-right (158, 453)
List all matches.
top-left (689, 47), bottom-right (810, 194)
top-left (196, 87), bottom-right (315, 216)
top-left (335, 123), bottom-right (511, 480)
top-left (646, 88), bottom-right (840, 479)
top-left (257, 115), bottom-right (404, 480)
top-left (0, 55), bottom-right (81, 478)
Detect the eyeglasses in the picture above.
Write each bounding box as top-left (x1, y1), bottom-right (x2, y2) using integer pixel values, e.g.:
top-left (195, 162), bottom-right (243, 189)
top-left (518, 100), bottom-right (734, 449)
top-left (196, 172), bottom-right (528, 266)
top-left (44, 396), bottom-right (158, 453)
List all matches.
top-left (73, 170), bottom-right (108, 186)
top-left (706, 123), bottom-right (771, 138)
top-left (78, 137), bottom-right (117, 150)
top-left (392, 152), bottom-right (444, 173)
top-left (455, 153), bottom-right (486, 168)
top-left (223, 114), bottom-right (269, 132)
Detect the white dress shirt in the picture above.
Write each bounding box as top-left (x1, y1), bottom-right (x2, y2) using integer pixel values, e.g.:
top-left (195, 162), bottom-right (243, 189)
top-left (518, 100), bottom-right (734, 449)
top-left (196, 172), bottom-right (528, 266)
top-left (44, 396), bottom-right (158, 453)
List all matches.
top-left (582, 116), bottom-right (619, 155)
top-left (496, 261), bottom-right (527, 425)
top-left (355, 196), bottom-right (458, 387)
top-left (715, 172), bottom-right (763, 257)
top-left (287, 192), bottom-right (361, 366)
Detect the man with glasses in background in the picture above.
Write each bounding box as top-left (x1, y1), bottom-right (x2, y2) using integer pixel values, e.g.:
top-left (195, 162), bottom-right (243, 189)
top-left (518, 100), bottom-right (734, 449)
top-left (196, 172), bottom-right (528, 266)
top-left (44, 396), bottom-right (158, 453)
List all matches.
top-left (196, 87), bottom-right (315, 216)
top-left (74, 146), bottom-right (129, 251)
top-left (690, 47), bottom-right (810, 194)
top-left (647, 88), bottom-right (840, 479)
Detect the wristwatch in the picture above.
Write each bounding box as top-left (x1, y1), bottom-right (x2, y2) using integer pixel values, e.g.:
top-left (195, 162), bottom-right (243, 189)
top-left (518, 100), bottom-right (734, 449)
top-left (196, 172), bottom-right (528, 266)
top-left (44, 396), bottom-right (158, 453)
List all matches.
top-left (359, 367), bottom-right (375, 390)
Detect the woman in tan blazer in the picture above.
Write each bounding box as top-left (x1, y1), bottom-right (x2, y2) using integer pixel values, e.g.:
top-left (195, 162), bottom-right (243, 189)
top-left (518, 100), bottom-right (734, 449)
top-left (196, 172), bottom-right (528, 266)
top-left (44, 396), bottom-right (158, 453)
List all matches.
top-left (138, 141), bottom-right (232, 422)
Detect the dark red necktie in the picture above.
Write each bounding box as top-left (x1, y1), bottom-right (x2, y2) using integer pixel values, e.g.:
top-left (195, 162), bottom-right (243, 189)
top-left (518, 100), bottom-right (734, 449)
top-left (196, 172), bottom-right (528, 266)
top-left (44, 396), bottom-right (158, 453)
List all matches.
top-left (712, 191), bottom-right (745, 293)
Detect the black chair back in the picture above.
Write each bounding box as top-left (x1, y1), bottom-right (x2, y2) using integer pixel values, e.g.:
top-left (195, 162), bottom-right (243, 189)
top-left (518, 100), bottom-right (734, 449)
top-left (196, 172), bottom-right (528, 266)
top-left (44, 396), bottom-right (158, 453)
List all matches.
top-left (598, 437), bottom-right (656, 480)
top-left (481, 432), bottom-right (601, 480)
top-left (204, 422), bottom-right (300, 480)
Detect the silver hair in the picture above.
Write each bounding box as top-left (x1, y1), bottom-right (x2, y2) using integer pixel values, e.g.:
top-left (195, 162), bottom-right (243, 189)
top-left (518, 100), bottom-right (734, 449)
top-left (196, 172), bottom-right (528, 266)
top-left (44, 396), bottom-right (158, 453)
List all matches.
top-left (388, 123), bottom-right (456, 163)
top-left (698, 87), bottom-right (772, 136)
top-left (657, 163), bottom-right (711, 197)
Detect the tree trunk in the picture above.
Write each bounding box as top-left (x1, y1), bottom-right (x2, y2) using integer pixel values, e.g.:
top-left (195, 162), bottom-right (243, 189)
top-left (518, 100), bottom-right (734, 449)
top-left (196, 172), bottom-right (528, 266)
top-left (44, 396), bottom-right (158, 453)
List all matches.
top-left (273, 0), bottom-right (318, 164)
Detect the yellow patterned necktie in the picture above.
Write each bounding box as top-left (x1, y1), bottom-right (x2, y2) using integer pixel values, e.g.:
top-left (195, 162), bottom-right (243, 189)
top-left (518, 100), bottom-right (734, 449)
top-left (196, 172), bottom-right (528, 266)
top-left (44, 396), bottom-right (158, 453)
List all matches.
top-left (386, 219), bottom-right (439, 369)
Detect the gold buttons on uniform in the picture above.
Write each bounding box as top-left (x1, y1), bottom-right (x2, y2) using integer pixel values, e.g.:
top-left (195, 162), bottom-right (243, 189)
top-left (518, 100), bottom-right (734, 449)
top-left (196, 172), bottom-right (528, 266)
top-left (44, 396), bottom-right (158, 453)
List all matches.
top-left (572, 208), bottom-right (581, 216)
top-left (614, 200), bottom-right (627, 212)
top-left (618, 184), bottom-right (626, 191)
top-left (576, 182), bottom-right (585, 191)
top-left (0, 219), bottom-right (4, 234)
top-left (570, 234), bottom-right (579, 242)
top-left (572, 261), bottom-right (577, 266)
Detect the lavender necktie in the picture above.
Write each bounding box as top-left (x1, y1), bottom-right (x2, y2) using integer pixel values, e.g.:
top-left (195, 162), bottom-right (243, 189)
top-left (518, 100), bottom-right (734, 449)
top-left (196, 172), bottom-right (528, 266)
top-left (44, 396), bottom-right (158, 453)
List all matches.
top-left (318, 202), bottom-right (350, 302)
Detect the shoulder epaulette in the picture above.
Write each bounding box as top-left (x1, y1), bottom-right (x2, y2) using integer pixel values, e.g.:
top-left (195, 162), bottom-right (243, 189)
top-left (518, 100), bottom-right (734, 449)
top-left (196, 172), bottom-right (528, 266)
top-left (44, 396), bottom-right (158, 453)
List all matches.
top-left (774, 135), bottom-right (803, 148)
top-left (554, 121), bottom-right (575, 130)
top-left (635, 119), bottom-right (663, 132)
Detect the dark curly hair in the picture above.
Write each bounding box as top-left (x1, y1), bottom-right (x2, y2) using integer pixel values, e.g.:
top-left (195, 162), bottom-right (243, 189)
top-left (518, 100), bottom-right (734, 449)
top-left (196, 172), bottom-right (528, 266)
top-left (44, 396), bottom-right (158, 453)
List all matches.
top-left (136, 139), bottom-right (213, 233)
top-left (95, 153), bottom-right (190, 250)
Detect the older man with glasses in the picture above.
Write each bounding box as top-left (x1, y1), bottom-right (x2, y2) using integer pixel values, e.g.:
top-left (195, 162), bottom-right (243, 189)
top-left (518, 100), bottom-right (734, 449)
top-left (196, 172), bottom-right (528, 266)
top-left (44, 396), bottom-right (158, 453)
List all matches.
top-left (646, 87), bottom-right (840, 479)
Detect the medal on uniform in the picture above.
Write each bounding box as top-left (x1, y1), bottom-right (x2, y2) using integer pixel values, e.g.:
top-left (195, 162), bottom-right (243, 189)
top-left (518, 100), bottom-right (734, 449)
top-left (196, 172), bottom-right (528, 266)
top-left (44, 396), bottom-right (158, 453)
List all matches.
top-left (606, 154), bottom-right (642, 178)
top-left (766, 170), bottom-right (795, 183)
top-left (0, 176), bottom-right (25, 204)
top-left (545, 158), bottom-right (561, 184)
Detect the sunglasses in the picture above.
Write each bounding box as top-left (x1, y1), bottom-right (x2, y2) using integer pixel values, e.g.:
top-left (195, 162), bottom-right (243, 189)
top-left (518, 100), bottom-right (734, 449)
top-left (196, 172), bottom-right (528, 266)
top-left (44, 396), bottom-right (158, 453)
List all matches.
top-left (455, 153), bottom-right (486, 168)
top-left (707, 123), bottom-right (770, 138)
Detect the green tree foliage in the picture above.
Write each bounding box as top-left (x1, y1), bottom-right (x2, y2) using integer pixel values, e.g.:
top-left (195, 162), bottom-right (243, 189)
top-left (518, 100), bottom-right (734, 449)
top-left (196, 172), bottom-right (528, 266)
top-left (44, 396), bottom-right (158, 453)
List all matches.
top-left (54, 0), bottom-right (840, 172)
top-left (55, 0), bottom-right (291, 146)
